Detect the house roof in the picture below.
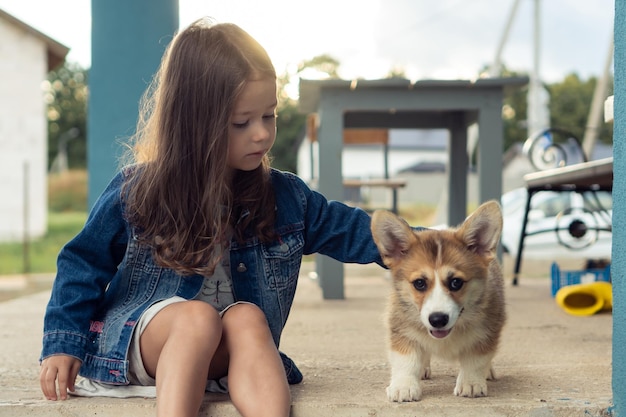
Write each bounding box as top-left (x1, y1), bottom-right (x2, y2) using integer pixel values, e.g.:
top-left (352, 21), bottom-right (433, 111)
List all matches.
top-left (0, 7), bottom-right (70, 71)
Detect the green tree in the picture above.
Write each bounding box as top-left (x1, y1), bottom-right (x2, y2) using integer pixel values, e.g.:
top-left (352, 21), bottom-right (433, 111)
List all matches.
top-left (296, 54), bottom-right (340, 78)
top-left (45, 62), bottom-right (89, 170)
top-left (386, 66), bottom-right (407, 79)
top-left (272, 54), bottom-right (341, 173)
top-left (500, 71), bottom-right (613, 154)
top-left (502, 80), bottom-right (529, 152)
top-left (548, 73), bottom-right (613, 145)
top-left (272, 100), bottom-right (306, 173)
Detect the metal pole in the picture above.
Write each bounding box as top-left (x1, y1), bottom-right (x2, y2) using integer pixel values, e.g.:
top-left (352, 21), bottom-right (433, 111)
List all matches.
top-left (22, 161), bottom-right (30, 274)
top-left (582, 33), bottom-right (615, 158)
top-left (527, 0), bottom-right (550, 138)
top-left (490, 0), bottom-right (522, 77)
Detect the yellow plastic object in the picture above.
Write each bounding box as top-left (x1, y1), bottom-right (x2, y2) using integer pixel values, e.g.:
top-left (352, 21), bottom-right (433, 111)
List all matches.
top-left (555, 282), bottom-right (613, 316)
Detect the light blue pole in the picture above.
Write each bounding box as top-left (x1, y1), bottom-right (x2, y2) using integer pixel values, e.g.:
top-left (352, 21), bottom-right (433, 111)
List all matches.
top-left (316, 94), bottom-right (346, 299)
top-left (612, 1), bottom-right (624, 415)
top-left (88, 0), bottom-right (178, 207)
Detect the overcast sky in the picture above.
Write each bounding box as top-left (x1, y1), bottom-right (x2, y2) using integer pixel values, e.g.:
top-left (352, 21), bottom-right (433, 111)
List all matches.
top-left (0, 0), bottom-right (615, 83)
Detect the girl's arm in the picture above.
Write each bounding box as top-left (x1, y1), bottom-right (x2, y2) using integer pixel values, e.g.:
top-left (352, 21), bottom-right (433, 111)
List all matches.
top-left (41, 171), bottom-right (130, 362)
top-left (304, 193), bottom-right (386, 265)
top-left (282, 173), bottom-right (408, 265)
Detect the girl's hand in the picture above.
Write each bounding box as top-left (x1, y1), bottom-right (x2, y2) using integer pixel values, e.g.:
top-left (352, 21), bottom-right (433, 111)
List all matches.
top-left (40, 354), bottom-right (82, 400)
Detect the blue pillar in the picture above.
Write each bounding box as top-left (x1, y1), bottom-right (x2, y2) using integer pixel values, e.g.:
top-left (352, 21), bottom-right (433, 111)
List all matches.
top-left (88, 0), bottom-right (178, 207)
top-left (613, 1), bottom-right (625, 415)
top-left (316, 93), bottom-right (345, 299)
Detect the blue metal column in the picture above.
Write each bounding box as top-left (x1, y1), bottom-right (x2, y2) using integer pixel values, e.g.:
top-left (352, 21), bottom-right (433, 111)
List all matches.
top-left (477, 89), bottom-right (504, 207)
top-left (88, 0), bottom-right (178, 207)
top-left (448, 113), bottom-right (468, 226)
top-left (316, 92), bottom-right (346, 300)
top-left (612, 1), bottom-right (625, 414)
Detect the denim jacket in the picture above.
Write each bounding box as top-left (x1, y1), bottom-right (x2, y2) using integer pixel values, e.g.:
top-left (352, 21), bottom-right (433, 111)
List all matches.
top-left (41, 168), bottom-right (386, 385)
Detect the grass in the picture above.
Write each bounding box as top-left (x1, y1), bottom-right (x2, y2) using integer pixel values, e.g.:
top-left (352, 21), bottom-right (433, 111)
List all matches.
top-left (0, 211), bottom-right (87, 275)
top-left (48, 170), bottom-right (88, 212)
top-left (0, 170), bottom-right (88, 275)
top-left (397, 204), bottom-right (437, 226)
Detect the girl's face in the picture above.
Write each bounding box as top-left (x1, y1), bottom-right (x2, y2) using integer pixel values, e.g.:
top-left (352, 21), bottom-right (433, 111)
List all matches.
top-left (227, 78), bottom-right (277, 172)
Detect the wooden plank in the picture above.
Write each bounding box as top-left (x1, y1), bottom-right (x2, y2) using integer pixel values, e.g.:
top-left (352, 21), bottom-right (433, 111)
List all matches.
top-left (343, 129), bottom-right (388, 145)
top-left (343, 178), bottom-right (407, 189)
top-left (524, 157), bottom-right (613, 190)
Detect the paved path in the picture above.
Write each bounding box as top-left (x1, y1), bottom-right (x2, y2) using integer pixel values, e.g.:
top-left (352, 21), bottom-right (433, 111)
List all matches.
top-left (0, 262), bottom-right (613, 416)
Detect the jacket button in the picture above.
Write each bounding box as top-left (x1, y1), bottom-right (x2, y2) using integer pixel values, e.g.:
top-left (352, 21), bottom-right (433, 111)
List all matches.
top-left (237, 263), bottom-right (247, 273)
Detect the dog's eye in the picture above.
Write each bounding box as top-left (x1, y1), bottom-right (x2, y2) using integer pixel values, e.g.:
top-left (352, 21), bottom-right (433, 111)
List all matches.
top-left (448, 278), bottom-right (464, 292)
top-left (412, 279), bottom-right (427, 292)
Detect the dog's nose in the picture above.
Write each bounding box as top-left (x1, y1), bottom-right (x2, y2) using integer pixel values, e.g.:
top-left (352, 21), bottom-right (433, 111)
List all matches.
top-left (429, 312), bottom-right (449, 328)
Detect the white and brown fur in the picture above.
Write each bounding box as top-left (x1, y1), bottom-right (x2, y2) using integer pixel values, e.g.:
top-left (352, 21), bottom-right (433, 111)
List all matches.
top-left (370, 201), bottom-right (506, 401)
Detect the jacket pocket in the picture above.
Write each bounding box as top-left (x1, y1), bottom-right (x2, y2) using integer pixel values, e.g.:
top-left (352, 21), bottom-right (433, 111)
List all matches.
top-left (260, 232), bottom-right (304, 290)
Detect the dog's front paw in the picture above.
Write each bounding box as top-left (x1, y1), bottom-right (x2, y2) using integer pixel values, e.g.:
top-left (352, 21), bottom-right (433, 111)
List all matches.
top-left (387, 377), bottom-right (422, 402)
top-left (454, 377), bottom-right (488, 398)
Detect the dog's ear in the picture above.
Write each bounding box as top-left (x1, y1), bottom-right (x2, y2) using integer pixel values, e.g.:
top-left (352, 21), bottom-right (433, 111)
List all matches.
top-left (457, 200), bottom-right (503, 260)
top-left (371, 210), bottom-right (415, 266)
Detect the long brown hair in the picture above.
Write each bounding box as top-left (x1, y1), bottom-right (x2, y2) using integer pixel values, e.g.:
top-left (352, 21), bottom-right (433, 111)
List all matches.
top-left (123, 19), bottom-right (277, 276)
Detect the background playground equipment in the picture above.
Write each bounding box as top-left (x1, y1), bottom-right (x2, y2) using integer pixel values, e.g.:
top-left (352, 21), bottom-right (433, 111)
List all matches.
top-left (552, 262), bottom-right (612, 316)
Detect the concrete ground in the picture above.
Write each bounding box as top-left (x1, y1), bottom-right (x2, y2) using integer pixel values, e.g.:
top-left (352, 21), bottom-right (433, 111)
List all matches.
top-left (0, 258), bottom-right (613, 416)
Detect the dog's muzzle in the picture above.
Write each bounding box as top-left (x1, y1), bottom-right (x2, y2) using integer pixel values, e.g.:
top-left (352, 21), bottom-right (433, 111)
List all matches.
top-left (428, 307), bottom-right (464, 339)
top-left (429, 312), bottom-right (451, 339)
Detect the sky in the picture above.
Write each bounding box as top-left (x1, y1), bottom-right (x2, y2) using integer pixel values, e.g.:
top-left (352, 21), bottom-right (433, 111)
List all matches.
top-left (0, 0), bottom-right (615, 84)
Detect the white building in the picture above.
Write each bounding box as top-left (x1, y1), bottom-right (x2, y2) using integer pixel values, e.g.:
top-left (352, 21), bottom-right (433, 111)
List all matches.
top-left (0, 9), bottom-right (68, 242)
top-left (297, 127), bottom-right (459, 214)
top-left (298, 128), bottom-right (449, 183)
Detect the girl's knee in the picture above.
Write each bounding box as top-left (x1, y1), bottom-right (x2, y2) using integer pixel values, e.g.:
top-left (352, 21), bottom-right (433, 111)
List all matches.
top-left (172, 300), bottom-right (222, 333)
top-left (140, 301), bottom-right (223, 377)
top-left (222, 303), bottom-right (270, 332)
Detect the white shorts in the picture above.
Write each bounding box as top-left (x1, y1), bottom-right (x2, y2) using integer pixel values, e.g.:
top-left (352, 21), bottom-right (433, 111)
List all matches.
top-left (71, 297), bottom-right (249, 398)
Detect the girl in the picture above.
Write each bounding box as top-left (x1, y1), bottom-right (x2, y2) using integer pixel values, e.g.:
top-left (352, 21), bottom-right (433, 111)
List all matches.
top-left (39, 18), bottom-right (388, 417)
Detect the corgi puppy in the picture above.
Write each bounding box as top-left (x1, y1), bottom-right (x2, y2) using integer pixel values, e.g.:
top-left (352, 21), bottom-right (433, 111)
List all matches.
top-left (370, 201), bottom-right (506, 401)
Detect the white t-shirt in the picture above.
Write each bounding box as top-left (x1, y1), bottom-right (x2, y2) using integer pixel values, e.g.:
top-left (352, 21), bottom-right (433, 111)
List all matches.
top-left (193, 247), bottom-right (235, 311)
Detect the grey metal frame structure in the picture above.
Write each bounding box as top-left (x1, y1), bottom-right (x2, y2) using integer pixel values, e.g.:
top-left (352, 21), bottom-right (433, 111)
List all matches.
top-left (299, 77), bottom-right (528, 299)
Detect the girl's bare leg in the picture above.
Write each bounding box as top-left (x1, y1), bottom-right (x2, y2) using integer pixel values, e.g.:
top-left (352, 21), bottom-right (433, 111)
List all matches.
top-left (222, 303), bottom-right (291, 417)
top-left (140, 300), bottom-right (224, 417)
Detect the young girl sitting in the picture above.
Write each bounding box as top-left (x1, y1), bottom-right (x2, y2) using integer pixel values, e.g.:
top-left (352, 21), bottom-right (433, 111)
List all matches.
top-left (39, 18), bottom-right (391, 417)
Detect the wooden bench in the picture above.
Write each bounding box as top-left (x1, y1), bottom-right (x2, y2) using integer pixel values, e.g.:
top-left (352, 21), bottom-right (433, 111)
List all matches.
top-left (343, 178), bottom-right (407, 214)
